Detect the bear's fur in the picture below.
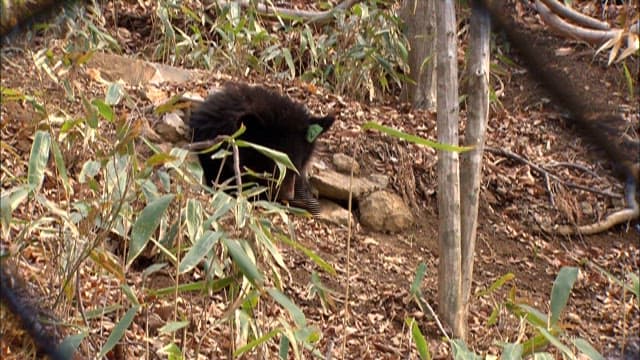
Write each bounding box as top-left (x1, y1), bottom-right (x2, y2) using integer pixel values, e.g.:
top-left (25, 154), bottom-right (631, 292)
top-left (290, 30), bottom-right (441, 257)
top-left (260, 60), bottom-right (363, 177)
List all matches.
top-left (189, 82), bottom-right (334, 210)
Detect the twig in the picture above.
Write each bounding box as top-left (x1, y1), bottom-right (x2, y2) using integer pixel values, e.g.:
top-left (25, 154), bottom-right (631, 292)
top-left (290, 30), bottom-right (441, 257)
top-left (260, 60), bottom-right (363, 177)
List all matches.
top-left (182, 135), bottom-right (228, 151)
top-left (487, 147), bottom-right (640, 235)
top-left (341, 162), bottom-right (354, 357)
top-left (232, 143), bottom-right (242, 195)
top-left (485, 147), bottom-right (622, 199)
top-left (547, 161), bottom-right (600, 178)
top-left (544, 172), bottom-right (555, 205)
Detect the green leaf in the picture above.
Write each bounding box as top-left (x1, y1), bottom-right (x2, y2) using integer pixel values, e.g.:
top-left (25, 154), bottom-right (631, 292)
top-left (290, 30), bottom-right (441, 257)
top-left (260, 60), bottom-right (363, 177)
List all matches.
top-left (178, 231), bottom-right (222, 274)
top-left (148, 277), bottom-right (234, 297)
top-left (28, 131), bottom-right (51, 192)
top-left (78, 160), bottom-right (101, 183)
top-left (1, 185), bottom-right (30, 236)
top-left (0, 86), bottom-right (25, 101)
top-left (486, 306), bottom-right (499, 326)
top-left (520, 333), bottom-right (550, 355)
top-left (276, 233), bottom-right (336, 275)
top-left (282, 47), bottom-right (295, 79)
top-left (84, 304), bottom-right (122, 320)
top-left (50, 138), bottom-right (72, 196)
top-left (234, 329), bottom-right (281, 357)
top-left (98, 305), bottom-right (140, 358)
top-left (406, 317), bottom-right (430, 360)
top-left (572, 338), bottom-right (604, 360)
top-left (451, 339), bottom-right (482, 360)
top-left (121, 284), bottom-right (140, 305)
top-left (145, 153), bottom-right (177, 167)
top-left (267, 287), bottom-right (306, 327)
top-left (477, 273), bottom-right (515, 296)
top-left (128, 195), bottom-right (175, 266)
top-left (362, 122), bottom-right (473, 152)
top-left (512, 303), bottom-right (548, 328)
top-left (550, 267), bottom-right (578, 326)
top-left (279, 335), bottom-right (290, 360)
top-left (185, 199), bottom-right (203, 243)
top-left (236, 139), bottom-right (298, 174)
top-left (207, 191), bottom-right (235, 223)
top-left (536, 326), bottom-right (576, 360)
top-left (500, 343), bottom-right (523, 360)
top-left (223, 238), bottom-right (264, 287)
top-left (58, 332), bottom-right (88, 358)
top-left (105, 82), bottom-right (125, 105)
top-left (410, 263), bottom-right (427, 296)
top-left (159, 343), bottom-right (183, 360)
top-left (154, 93), bottom-right (186, 115)
top-left (159, 321), bottom-right (190, 334)
top-left (92, 99), bottom-right (114, 122)
top-left (251, 223), bottom-right (286, 270)
top-left (89, 247), bottom-right (125, 282)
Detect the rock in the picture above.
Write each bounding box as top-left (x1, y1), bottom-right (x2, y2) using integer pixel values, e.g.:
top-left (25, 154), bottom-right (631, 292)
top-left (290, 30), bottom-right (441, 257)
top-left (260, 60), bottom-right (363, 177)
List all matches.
top-left (317, 199), bottom-right (355, 227)
top-left (87, 52), bottom-right (192, 86)
top-left (367, 173), bottom-right (389, 188)
top-left (332, 153), bottom-right (360, 175)
top-left (359, 190), bottom-right (414, 233)
top-left (310, 169), bottom-right (381, 201)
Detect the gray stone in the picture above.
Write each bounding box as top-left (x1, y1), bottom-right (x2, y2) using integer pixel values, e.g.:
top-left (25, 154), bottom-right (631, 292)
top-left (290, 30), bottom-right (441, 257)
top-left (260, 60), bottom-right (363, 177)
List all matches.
top-left (359, 190), bottom-right (414, 233)
top-left (317, 199), bottom-right (355, 227)
top-left (86, 52), bottom-right (192, 86)
top-left (367, 173), bottom-right (389, 188)
top-left (310, 169), bottom-right (381, 201)
top-left (332, 153), bottom-right (360, 175)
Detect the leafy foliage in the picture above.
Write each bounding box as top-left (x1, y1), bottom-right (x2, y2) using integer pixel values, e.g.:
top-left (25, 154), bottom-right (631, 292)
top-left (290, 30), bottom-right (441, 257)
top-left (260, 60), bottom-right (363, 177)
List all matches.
top-left (406, 264), bottom-right (637, 359)
top-left (1, 51), bottom-right (334, 358)
top-left (149, 0), bottom-right (408, 101)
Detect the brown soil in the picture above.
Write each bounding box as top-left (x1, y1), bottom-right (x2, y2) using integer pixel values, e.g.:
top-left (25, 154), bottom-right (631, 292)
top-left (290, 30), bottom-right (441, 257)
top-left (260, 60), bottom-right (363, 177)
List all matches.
top-left (1, 1), bottom-right (638, 359)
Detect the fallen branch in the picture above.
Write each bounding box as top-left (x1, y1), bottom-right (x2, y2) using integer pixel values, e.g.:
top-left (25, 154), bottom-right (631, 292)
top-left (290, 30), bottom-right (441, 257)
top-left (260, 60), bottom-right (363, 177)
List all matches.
top-left (539, 0), bottom-right (610, 30)
top-left (212, 0), bottom-right (360, 25)
top-left (553, 206), bottom-right (639, 235)
top-left (485, 147), bottom-right (639, 235)
top-left (485, 147), bottom-right (621, 199)
top-left (535, 0), bottom-right (623, 44)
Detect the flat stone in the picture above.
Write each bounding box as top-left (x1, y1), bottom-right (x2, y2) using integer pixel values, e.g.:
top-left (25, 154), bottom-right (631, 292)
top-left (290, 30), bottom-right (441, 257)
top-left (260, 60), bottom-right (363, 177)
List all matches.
top-left (332, 153), bottom-right (360, 175)
top-left (310, 169), bottom-right (381, 201)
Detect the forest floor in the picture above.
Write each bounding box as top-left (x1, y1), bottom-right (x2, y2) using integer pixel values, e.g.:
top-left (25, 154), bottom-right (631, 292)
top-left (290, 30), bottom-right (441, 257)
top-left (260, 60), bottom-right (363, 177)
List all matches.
top-left (1, 1), bottom-right (638, 359)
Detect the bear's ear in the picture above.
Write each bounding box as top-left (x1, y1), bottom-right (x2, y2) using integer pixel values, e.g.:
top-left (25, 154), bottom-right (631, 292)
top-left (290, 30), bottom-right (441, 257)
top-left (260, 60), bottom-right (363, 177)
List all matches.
top-left (314, 114), bottom-right (335, 131)
top-left (306, 115), bottom-right (335, 144)
top-left (306, 115), bottom-right (335, 143)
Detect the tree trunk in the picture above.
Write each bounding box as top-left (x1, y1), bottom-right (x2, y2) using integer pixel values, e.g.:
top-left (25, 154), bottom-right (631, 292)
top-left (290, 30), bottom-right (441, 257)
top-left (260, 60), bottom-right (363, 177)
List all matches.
top-left (399, 0), bottom-right (437, 110)
top-left (435, 0), bottom-right (464, 340)
top-left (460, 0), bottom-right (491, 335)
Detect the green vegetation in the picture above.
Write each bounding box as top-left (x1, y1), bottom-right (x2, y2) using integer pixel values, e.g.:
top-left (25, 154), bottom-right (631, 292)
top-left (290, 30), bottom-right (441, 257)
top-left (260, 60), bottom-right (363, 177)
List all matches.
top-left (1, 56), bottom-right (333, 356)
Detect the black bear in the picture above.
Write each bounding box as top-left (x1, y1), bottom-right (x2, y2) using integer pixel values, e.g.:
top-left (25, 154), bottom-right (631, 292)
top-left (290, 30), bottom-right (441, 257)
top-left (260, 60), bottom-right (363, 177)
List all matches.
top-left (189, 82), bottom-right (334, 214)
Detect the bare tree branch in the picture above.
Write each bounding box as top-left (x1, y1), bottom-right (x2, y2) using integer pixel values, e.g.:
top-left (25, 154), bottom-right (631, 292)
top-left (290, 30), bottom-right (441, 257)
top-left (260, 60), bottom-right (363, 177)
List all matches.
top-left (554, 207), bottom-right (639, 235)
top-left (535, 0), bottom-right (623, 44)
top-left (212, 0), bottom-right (360, 25)
top-left (539, 0), bottom-right (610, 30)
